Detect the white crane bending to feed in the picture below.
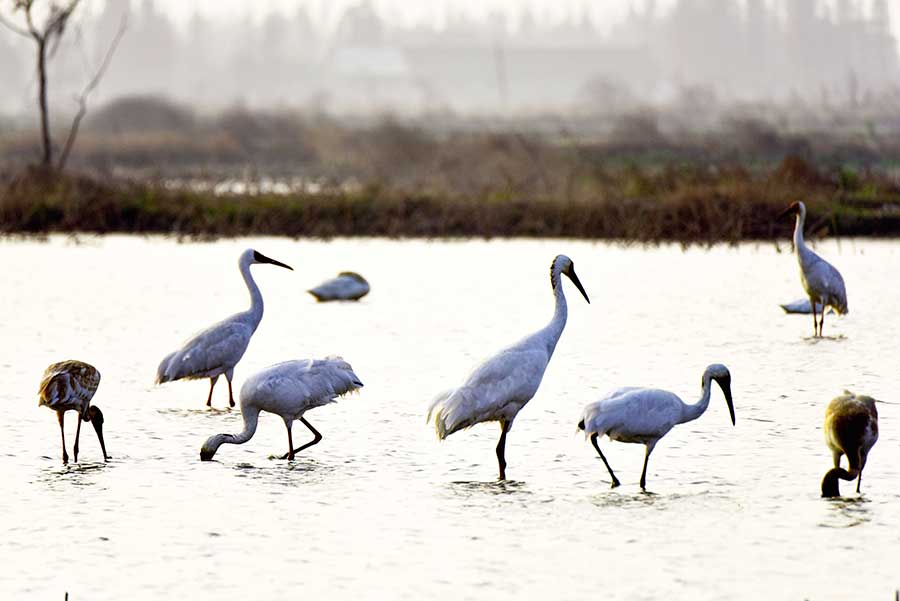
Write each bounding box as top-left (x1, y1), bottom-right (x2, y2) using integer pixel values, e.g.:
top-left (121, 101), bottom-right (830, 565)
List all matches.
top-left (821, 390), bottom-right (878, 497)
top-left (778, 201), bottom-right (848, 337)
top-left (578, 364), bottom-right (735, 491)
top-left (156, 249), bottom-right (293, 408)
top-left (200, 358), bottom-right (363, 461)
top-left (38, 360), bottom-right (109, 464)
top-left (427, 254), bottom-right (590, 480)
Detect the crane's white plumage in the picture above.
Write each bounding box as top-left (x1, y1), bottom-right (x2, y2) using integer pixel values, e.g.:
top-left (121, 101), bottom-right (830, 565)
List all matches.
top-left (821, 390), bottom-right (879, 497)
top-left (200, 357), bottom-right (363, 460)
top-left (308, 272), bottom-right (370, 301)
top-left (427, 254), bottom-right (590, 479)
top-left (38, 360), bottom-right (108, 464)
top-left (780, 201), bottom-right (848, 336)
top-left (578, 364), bottom-right (735, 490)
top-left (156, 248), bottom-right (293, 407)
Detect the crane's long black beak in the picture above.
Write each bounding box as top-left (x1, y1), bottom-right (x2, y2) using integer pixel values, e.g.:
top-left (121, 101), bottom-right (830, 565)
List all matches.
top-left (89, 406), bottom-right (109, 461)
top-left (718, 381), bottom-right (736, 426)
top-left (566, 268), bottom-right (590, 304)
top-left (254, 250), bottom-right (293, 271)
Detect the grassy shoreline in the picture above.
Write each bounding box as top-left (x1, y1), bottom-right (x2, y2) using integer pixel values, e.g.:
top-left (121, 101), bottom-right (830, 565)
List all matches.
top-left (2, 160), bottom-right (899, 243)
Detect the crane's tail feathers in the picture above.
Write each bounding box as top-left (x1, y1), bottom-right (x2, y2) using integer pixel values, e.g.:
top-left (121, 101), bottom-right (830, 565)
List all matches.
top-left (578, 406), bottom-right (609, 440)
top-left (156, 350), bottom-right (187, 384)
top-left (155, 353), bottom-right (173, 384)
top-left (427, 387), bottom-right (489, 440)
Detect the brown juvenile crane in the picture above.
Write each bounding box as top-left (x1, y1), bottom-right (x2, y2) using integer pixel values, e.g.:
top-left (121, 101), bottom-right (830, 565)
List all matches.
top-left (38, 360), bottom-right (108, 464)
top-left (821, 391), bottom-right (878, 497)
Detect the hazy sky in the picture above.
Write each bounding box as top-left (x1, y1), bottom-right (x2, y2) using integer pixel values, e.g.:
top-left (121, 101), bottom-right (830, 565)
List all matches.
top-left (149, 0), bottom-right (899, 48)
top-left (152, 0), bottom-right (676, 30)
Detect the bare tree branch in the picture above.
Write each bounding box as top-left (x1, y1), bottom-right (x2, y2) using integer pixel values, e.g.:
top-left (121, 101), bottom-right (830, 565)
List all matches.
top-left (46, 0), bottom-right (81, 58)
top-left (0, 8), bottom-right (31, 38)
top-left (58, 11), bottom-right (127, 171)
top-left (22, 1), bottom-right (40, 39)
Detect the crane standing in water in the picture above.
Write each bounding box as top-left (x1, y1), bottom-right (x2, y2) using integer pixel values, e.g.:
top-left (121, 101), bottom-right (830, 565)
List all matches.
top-left (38, 360), bottom-right (108, 464)
top-left (778, 201), bottom-right (848, 337)
top-left (200, 357), bottom-right (363, 461)
top-left (578, 364), bottom-right (735, 491)
top-left (156, 249), bottom-right (293, 407)
top-left (427, 255), bottom-right (590, 480)
top-left (821, 391), bottom-right (879, 498)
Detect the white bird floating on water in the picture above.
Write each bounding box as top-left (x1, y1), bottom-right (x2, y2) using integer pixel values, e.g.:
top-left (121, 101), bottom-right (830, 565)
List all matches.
top-left (578, 364), bottom-right (735, 491)
top-left (778, 201), bottom-right (848, 336)
top-left (427, 254), bottom-right (590, 480)
top-left (38, 360), bottom-right (108, 464)
top-left (200, 357), bottom-right (363, 461)
top-left (156, 248), bottom-right (293, 408)
top-left (821, 390), bottom-right (878, 498)
top-left (779, 298), bottom-right (833, 315)
top-left (308, 272), bottom-right (370, 302)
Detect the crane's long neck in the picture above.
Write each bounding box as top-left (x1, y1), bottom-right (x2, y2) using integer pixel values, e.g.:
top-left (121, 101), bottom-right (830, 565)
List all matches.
top-left (543, 267), bottom-right (568, 354)
top-left (214, 405), bottom-right (260, 450)
top-left (680, 377), bottom-right (713, 424)
top-left (240, 259), bottom-right (264, 328)
top-left (793, 207), bottom-right (809, 259)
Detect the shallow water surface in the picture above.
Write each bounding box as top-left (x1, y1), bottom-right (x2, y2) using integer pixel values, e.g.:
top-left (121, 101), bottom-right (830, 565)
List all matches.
top-left (1, 236), bottom-right (898, 599)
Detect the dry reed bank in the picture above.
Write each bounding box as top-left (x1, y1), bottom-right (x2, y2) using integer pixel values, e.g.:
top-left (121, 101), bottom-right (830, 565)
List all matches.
top-left (2, 157), bottom-right (898, 243)
top-left (2, 99), bottom-right (899, 242)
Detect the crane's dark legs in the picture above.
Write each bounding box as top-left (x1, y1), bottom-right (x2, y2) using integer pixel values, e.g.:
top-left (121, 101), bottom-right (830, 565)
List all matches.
top-left (281, 417), bottom-right (323, 459)
top-left (206, 376), bottom-right (219, 407)
top-left (496, 419), bottom-right (510, 480)
top-left (73, 412), bottom-right (83, 462)
top-left (590, 433), bottom-right (621, 488)
top-left (810, 299), bottom-right (819, 337)
top-left (639, 443), bottom-right (657, 491)
top-left (226, 375), bottom-right (235, 408)
top-left (856, 471), bottom-right (863, 493)
top-left (57, 410), bottom-right (68, 464)
top-left (285, 424), bottom-right (295, 460)
top-left (819, 307), bottom-right (825, 337)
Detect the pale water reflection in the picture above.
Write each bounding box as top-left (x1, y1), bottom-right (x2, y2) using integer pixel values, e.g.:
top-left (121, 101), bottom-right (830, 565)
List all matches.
top-left (0, 235), bottom-right (898, 600)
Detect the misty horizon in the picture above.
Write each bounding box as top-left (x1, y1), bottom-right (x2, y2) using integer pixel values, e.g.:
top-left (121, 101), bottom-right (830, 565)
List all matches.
top-left (0, 0), bottom-right (898, 122)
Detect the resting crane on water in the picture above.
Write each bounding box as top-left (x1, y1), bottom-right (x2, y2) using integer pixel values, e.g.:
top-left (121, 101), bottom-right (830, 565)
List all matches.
top-left (156, 249), bottom-right (293, 408)
top-left (778, 201), bottom-right (848, 337)
top-left (577, 364), bottom-right (735, 491)
top-left (308, 272), bottom-right (370, 301)
top-left (200, 358), bottom-right (363, 460)
top-left (821, 391), bottom-right (878, 498)
top-left (427, 254), bottom-right (590, 480)
top-left (38, 360), bottom-right (109, 464)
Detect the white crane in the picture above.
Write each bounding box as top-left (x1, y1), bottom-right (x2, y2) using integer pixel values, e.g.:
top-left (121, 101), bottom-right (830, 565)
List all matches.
top-left (779, 298), bottom-right (830, 315)
top-left (577, 364), bottom-right (735, 491)
top-left (778, 201), bottom-right (848, 336)
top-left (308, 272), bottom-right (370, 301)
top-left (156, 248), bottom-right (293, 407)
top-left (38, 360), bottom-right (108, 464)
top-left (199, 357), bottom-right (363, 460)
top-left (821, 390), bottom-right (878, 497)
top-left (427, 254), bottom-right (590, 480)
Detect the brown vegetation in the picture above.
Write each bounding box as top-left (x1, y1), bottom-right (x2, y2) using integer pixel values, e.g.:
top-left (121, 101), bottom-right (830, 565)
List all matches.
top-left (2, 155), bottom-right (898, 243)
top-left (2, 98), bottom-right (899, 243)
